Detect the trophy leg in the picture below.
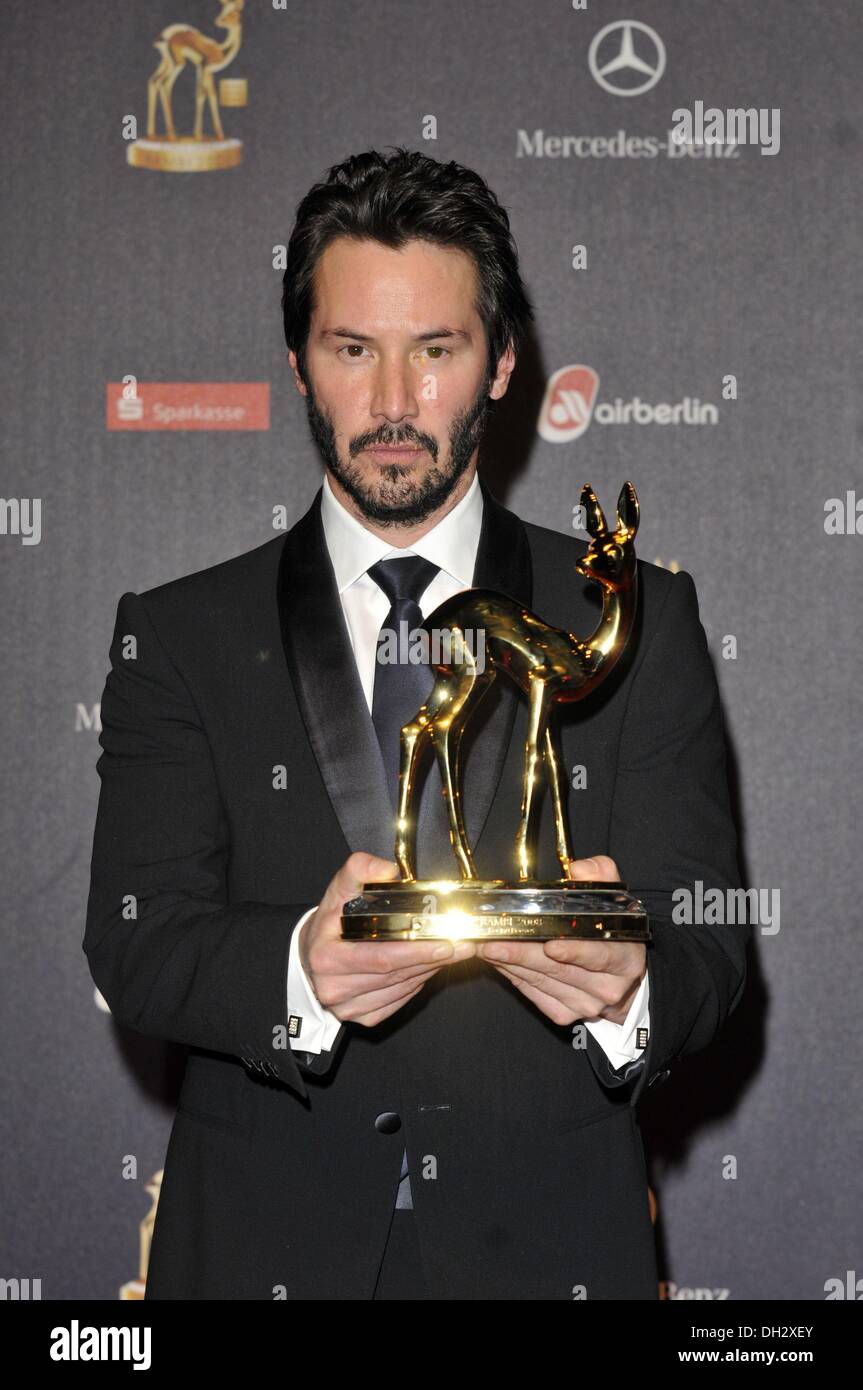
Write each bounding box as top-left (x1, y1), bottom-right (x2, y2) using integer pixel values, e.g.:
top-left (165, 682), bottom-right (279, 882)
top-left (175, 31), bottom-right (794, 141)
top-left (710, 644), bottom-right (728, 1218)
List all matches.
top-left (194, 75), bottom-right (206, 140)
top-left (544, 724), bottom-right (574, 877)
top-left (440, 666), bottom-right (495, 879)
top-left (147, 46), bottom-right (171, 138)
top-left (161, 67), bottom-right (183, 141)
top-left (146, 75), bottom-right (161, 138)
top-left (203, 69), bottom-right (225, 141)
top-left (395, 718), bottom-right (427, 880)
top-left (515, 677), bottom-right (551, 880)
top-left (431, 714), bottom-right (477, 879)
top-left (428, 662), bottom-right (493, 880)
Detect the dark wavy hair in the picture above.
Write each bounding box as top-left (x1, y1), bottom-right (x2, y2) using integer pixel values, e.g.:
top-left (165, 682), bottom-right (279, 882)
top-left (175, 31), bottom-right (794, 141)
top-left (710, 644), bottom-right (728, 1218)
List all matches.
top-left (282, 146), bottom-right (534, 388)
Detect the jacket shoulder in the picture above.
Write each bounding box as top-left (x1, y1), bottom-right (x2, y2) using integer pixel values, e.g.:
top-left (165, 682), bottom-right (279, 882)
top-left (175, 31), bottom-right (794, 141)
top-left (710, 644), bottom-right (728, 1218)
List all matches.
top-left (135, 533), bottom-right (286, 621)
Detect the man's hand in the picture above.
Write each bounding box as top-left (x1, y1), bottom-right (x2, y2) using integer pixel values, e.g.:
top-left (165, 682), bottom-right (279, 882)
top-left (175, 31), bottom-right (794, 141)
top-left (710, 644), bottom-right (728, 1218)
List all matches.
top-left (301, 851), bottom-right (476, 1027)
top-left (475, 856), bottom-right (647, 1027)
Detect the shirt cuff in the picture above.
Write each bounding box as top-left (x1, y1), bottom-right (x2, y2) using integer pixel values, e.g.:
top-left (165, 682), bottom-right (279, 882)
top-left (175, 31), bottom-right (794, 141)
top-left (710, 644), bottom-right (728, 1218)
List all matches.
top-left (582, 970), bottom-right (650, 1071)
top-left (286, 906), bottom-right (343, 1054)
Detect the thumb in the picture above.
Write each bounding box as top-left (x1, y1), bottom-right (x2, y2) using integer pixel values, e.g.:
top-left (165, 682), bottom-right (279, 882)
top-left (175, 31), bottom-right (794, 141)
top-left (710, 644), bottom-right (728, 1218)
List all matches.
top-left (569, 856), bottom-right (608, 878)
top-left (363, 854), bottom-right (400, 882)
top-left (322, 852), bottom-right (399, 914)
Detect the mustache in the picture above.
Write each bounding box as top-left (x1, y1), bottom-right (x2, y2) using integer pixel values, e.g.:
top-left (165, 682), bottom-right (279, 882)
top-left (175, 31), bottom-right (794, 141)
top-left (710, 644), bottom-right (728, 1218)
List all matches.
top-left (351, 428), bottom-right (437, 456)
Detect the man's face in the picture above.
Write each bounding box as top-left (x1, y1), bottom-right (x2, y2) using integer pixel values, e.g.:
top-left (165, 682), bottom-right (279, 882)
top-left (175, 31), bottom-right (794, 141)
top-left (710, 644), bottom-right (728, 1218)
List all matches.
top-left (288, 237), bottom-right (515, 527)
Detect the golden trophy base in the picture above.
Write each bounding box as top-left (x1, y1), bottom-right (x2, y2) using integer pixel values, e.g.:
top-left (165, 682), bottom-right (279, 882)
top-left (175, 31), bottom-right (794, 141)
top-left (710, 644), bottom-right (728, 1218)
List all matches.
top-left (126, 138), bottom-right (242, 172)
top-left (341, 880), bottom-right (650, 942)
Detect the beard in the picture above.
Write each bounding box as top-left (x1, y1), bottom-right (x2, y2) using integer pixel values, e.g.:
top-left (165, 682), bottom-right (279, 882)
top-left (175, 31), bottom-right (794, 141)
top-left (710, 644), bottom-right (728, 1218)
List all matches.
top-left (301, 364), bottom-right (494, 527)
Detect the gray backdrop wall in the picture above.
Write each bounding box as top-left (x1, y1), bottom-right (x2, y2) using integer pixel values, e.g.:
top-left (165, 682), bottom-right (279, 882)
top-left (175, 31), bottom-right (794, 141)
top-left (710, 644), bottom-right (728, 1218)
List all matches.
top-left (2, 0), bottom-right (861, 1300)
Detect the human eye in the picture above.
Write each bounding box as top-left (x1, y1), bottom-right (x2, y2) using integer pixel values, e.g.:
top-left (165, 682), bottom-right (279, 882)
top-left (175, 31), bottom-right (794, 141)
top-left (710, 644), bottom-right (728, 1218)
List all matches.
top-left (421, 344), bottom-right (451, 360)
top-left (338, 343), bottom-right (371, 359)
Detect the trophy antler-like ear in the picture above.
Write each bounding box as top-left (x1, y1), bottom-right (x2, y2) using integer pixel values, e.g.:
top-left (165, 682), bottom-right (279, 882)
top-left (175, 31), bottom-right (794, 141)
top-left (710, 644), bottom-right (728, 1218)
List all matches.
top-left (580, 482), bottom-right (608, 538)
top-left (616, 481), bottom-right (640, 538)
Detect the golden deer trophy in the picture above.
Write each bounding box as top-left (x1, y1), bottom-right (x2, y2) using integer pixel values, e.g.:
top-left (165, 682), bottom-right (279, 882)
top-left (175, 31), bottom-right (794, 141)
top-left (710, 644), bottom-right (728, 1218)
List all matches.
top-left (342, 482), bottom-right (651, 943)
top-left (127, 1), bottom-right (247, 172)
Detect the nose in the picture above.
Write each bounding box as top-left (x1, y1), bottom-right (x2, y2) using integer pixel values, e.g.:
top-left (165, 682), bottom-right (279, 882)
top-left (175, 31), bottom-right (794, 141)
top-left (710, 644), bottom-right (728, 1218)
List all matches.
top-left (369, 355), bottom-right (420, 426)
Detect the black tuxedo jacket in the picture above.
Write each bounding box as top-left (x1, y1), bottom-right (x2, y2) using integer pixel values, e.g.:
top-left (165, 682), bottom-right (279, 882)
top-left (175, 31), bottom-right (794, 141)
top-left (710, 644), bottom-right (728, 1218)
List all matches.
top-left (84, 475), bottom-right (748, 1300)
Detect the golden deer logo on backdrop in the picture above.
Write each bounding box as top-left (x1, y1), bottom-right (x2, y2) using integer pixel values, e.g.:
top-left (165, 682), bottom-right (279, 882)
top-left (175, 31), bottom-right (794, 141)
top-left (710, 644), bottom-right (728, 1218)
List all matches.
top-left (119, 1171), bottom-right (163, 1300)
top-left (127, 1), bottom-right (247, 172)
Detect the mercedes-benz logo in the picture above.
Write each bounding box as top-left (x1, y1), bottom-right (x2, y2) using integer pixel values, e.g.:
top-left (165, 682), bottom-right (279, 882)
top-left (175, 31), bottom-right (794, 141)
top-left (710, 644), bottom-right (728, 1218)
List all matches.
top-left (588, 21), bottom-right (666, 97)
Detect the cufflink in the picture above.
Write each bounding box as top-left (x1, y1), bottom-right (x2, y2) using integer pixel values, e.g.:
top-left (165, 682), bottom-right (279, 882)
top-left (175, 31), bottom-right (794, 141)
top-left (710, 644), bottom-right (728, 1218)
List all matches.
top-left (636, 1026), bottom-right (649, 1049)
top-left (288, 1014), bottom-right (303, 1039)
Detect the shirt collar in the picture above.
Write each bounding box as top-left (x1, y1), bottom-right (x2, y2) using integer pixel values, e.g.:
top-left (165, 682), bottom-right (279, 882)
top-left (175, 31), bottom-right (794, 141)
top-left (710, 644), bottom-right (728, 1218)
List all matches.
top-left (320, 468), bottom-right (483, 594)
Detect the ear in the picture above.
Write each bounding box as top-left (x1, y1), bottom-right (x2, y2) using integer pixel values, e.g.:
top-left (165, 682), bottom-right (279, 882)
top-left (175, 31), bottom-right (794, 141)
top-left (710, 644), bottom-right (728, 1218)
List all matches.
top-left (287, 350), bottom-right (308, 397)
top-left (487, 340), bottom-right (517, 401)
top-left (580, 482), bottom-right (607, 538)
top-left (617, 481), bottom-right (640, 537)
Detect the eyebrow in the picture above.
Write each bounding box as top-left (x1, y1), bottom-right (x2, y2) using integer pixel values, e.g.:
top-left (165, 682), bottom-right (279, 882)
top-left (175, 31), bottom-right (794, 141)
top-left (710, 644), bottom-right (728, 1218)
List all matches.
top-left (319, 327), bottom-right (470, 343)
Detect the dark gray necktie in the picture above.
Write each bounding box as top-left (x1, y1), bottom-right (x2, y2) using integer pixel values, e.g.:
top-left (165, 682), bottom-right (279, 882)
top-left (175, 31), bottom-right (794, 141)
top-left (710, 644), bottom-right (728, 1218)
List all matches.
top-left (368, 556), bottom-right (441, 810)
top-left (367, 554), bottom-right (440, 1209)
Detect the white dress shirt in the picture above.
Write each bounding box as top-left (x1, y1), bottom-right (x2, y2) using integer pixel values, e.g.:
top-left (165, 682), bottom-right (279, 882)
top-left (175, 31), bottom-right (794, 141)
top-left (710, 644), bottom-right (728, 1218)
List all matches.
top-left (286, 469), bottom-right (650, 1069)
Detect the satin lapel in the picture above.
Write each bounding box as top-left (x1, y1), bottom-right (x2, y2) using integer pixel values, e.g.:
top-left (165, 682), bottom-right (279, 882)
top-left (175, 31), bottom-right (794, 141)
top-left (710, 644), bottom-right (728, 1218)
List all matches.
top-left (414, 474), bottom-right (533, 876)
top-left (276, 487), bottom-right (394, 860)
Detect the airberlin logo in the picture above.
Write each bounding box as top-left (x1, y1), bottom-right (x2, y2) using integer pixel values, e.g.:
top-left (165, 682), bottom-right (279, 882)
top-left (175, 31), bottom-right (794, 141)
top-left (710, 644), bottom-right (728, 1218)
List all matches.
top-left (538, 366), bottom-right (718, 443)
top-left (538, 366), bottom-right (599, 443)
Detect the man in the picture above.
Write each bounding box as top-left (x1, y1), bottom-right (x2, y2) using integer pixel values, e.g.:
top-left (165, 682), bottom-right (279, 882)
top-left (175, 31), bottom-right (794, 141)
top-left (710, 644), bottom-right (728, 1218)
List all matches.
top-left (84, 147), bottom-right (748, 1300)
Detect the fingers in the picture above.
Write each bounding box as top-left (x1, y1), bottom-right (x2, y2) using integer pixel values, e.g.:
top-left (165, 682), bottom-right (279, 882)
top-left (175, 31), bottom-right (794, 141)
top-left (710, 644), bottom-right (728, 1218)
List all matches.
top-left (479, 939), bottom-right (641, 989)
top-left (477, 938), bottom-right (620, 975)
top-left (309, 852), bottom-right (480, 1022)
top-left (543, 939), bottom-right (643, 977)
top-left (490, 968), bottom-right (594, 1028)
top-left (351, 978), bottom-right (429, 1028)
top-left (314, 852), bottom-right (401, 943)
top-left (313, 957), bottom-right (455, 1009)
top-left (319, 851), bottom-right (400, 920)
top-left (334, 974), bottom-right (432, 1025)
top-left (316, 936), bottom-right (475, 976)
top-left (488, 958), bottom-right (617, 1013)
top-left (568, 854), bottom-right (620, 882)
